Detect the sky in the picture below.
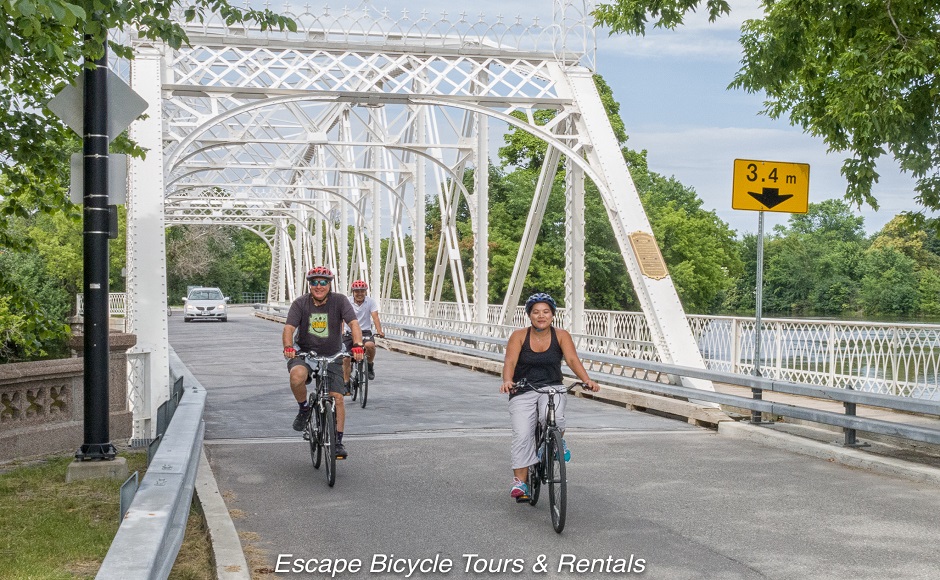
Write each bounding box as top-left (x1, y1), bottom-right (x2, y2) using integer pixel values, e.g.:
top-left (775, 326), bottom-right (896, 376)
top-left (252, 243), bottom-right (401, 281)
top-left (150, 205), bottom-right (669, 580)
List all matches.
top-left (271, 0), bottom-right (923, 236)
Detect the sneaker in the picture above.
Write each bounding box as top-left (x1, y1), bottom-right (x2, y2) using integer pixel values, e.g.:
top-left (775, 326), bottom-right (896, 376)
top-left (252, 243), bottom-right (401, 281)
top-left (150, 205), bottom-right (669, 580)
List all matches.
top-left (537, 440), bottom-right (571, 462)
top-left (292, 405), bottom-right (312, 432)
top-left (510, 478), bottom-right (529, 502)
top-left (335, 442), bottom-right (348, 460)
top-left (367, 363), bottom-right (375, 381)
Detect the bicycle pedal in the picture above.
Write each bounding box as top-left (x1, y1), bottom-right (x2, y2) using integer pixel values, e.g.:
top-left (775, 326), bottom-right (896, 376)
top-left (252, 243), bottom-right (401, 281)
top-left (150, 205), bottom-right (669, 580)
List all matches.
top-left (514, 495), bottom-right (530, 503)
top-left (302, 432), bottom-right (310, 441)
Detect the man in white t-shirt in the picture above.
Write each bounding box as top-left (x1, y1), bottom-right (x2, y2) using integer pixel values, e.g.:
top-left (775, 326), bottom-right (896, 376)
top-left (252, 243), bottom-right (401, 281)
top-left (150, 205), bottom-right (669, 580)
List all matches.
top-left (343, 280), bottom-right (385, 390)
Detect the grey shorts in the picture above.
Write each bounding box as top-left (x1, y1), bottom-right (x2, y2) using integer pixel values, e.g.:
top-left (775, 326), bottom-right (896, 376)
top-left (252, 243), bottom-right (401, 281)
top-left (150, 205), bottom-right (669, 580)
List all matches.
top-left (287, 358), bottom-right (345, 394)
top-left (508, 385), bottom-right (567, 470)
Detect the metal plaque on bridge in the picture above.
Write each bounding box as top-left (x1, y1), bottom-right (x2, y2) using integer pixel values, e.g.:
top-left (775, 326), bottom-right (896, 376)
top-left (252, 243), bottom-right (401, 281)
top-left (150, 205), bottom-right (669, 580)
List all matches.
top-left (629, 232), bottom-right (668, 280)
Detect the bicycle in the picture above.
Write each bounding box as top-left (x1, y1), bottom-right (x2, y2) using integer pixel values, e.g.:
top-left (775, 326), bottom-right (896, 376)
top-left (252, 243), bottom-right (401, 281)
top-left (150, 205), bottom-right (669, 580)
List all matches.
top-left (297, 350), bottom-right (347, 487)
top-left (511, 379), bottom-right (590, 533)
top-left (349, 355), bottom-right (368, 408)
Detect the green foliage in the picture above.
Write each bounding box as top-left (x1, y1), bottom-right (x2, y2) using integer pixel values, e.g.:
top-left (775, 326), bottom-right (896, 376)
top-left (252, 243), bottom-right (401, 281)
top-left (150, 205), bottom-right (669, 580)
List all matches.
top-left (594, 0), bottom-right (731, 35)
top-left (1, 0), bottom-right (294, 358)
top-left (741, 200), bottom-right (868, 315)
top-left (641, 172), bottom-right (743, 311)
top-left (166, 225), bottom-right (270, 303)
top-left (859, 246), bottom-right (918, 316)
top-left (593, 0), bottom-right (940, 219)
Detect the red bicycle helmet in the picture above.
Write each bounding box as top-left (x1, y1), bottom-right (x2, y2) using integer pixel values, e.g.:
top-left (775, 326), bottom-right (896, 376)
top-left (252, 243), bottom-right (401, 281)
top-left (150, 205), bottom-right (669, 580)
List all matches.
top-left (351, 280), bottom-right (368, 290)
top-left (306, 266), bottom-right (334, 281)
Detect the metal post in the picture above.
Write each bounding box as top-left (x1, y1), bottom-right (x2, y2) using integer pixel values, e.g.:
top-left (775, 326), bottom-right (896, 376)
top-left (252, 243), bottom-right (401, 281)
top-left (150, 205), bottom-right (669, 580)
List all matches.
top-left (751, 211), bottom-right (766, 425)
top-left (77, 37), bottom-right (116, 460)
top-left (844, 401), bottom-right (858, 446)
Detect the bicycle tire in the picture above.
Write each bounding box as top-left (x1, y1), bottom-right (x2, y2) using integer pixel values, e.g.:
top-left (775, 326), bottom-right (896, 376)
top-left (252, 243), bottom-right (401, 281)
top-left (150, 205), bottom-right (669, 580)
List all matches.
top-left (547, 429), bottom-right (566, 533)
top-left (310, 401), bottom-right (322, 469)
top-left (360, 363), bottom-right (368, 408)
top-left (323, 405), bottom-right (337, 487)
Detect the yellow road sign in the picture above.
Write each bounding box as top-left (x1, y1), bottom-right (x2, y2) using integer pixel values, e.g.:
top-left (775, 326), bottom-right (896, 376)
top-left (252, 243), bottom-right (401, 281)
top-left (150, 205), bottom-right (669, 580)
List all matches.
top-left (732, 159), bottom-right (810, 213)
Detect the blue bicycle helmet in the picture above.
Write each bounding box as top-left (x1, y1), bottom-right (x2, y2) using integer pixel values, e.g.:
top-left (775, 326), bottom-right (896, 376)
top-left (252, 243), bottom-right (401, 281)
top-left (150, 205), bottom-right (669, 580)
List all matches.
top-left (525, 292), bottom-right (557, 315)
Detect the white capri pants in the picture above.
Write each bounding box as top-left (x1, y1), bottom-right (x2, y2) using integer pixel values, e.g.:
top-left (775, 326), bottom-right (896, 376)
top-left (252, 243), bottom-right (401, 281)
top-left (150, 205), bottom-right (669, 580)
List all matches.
top-left (508, 385), bottom-right (567, 470)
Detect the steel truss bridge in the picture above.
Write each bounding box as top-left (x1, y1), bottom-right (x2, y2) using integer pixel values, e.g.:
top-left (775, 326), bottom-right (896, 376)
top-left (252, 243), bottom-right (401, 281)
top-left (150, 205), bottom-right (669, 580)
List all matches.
top-left (123, 1), bottom-right (713, 438)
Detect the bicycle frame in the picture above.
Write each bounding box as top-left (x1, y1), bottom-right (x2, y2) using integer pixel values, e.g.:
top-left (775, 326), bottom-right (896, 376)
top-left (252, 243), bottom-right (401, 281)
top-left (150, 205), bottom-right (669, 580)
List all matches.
top-left (298, 350), bottom-right (347, 486)
top-left (512, 379), bottom-right (586, 533)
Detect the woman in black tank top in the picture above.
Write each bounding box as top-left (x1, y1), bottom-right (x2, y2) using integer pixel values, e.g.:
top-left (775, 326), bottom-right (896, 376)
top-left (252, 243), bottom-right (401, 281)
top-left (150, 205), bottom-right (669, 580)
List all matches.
top-left (499, 293), bottom-right (600, 502)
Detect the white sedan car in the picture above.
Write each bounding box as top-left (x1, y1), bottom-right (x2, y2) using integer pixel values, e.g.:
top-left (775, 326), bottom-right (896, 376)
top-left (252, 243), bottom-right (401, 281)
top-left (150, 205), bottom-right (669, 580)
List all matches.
top-left (182, 287), bottom-right (229, 322)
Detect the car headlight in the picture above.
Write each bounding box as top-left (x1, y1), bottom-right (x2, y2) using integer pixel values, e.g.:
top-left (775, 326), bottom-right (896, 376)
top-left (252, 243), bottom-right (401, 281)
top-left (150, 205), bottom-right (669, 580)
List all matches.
top-left (217, 304), bottom-right (225, 310)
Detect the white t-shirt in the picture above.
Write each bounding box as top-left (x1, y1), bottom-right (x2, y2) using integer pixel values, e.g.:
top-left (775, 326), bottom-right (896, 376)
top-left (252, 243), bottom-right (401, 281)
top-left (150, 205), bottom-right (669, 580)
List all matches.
top-left (346, 295), bottom-right (379, 332)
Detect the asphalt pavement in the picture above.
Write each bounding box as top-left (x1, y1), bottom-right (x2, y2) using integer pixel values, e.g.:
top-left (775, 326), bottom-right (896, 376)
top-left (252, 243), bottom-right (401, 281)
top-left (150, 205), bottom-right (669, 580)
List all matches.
top-left (172, 307), bottom-right (940, 579)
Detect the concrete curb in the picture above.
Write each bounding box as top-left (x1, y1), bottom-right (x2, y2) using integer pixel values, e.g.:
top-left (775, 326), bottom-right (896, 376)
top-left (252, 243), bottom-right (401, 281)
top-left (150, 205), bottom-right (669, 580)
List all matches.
top-left (196, 448), bottom-right (250, 580)
top-left (719, 421), bottom-right (940, 486)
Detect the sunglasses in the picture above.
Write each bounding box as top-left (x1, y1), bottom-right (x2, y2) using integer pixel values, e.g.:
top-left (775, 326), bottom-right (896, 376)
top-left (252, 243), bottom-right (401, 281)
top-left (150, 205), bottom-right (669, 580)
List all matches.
top-left (309, 279), bottom-right (330, 287)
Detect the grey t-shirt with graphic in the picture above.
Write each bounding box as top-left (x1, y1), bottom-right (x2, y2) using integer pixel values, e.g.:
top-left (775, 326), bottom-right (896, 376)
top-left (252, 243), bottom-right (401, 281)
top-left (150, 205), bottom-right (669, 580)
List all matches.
top-left (286, 293), bottom-right (356, 355)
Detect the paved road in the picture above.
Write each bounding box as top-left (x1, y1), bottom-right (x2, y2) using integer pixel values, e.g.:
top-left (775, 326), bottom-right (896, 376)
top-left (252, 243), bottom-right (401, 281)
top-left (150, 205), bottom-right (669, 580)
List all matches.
top-left (172, 308), bottom-right (940, 579)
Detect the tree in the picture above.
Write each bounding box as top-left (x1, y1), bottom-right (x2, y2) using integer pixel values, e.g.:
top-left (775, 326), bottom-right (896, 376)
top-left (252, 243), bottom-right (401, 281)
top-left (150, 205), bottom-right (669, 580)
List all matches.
top-left (757, 200), bottom-right (868, 314)
top-left (1, 1), bottom-right (294, 357)
top-left (594, 1), bottom-right (940, 220)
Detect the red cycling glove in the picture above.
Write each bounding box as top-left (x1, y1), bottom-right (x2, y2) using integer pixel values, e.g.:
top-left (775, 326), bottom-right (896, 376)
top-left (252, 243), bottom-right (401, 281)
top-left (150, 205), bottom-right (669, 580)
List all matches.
top-left (283, 346), bottom-right (296, 359)
top-left (351, 346), bottom-right (364, 357)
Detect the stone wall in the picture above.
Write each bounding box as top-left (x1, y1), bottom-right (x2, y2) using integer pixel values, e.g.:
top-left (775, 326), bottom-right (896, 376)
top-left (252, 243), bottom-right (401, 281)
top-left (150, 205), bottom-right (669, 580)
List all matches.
top-left (0, 333), bottom-right (136, 463)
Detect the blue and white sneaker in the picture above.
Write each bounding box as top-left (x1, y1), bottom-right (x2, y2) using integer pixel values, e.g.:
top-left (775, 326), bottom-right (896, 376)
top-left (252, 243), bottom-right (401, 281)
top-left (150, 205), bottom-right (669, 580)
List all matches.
top-left (510, 478), bottom-right (529, 502)
top-left (538, 440), bottom-right (571, 462)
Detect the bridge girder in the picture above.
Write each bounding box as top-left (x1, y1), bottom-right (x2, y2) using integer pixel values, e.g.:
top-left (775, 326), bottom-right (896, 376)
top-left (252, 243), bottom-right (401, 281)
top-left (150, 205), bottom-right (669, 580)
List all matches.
top-left (124, 2), bottom-right (712, 439)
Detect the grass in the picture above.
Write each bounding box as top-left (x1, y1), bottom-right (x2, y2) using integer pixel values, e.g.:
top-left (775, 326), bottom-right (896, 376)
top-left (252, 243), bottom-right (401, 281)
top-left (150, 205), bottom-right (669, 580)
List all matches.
top-left (0, 451), bottom-right (214, 579)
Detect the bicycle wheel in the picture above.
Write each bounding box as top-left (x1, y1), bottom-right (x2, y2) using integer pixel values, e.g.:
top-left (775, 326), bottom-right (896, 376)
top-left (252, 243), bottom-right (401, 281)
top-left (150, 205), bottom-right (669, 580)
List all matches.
top-left (547, 429), bottom-right (567, 533)
top-left (359, 363), bottom-right (369, 409)
top-left (310, 401), bottom-right (322, 469)
top-left (323, 404), bottom-right (337, 487)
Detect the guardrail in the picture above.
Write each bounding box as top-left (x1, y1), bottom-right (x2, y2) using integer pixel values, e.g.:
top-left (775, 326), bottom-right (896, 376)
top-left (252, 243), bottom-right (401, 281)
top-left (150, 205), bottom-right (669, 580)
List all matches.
top-left (382, 298), bottom-right (940, 399)
top-left (97, 348), bottom-right (206, 580)
top-left (382, 321), bottom-right (940, 447)
top-left (252, 303), bottom-right (940, 445)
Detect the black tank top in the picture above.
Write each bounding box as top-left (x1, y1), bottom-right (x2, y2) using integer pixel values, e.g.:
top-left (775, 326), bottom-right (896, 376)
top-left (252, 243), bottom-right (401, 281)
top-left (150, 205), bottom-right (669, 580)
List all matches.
top-left (512, 326), bottom-right (563, 386)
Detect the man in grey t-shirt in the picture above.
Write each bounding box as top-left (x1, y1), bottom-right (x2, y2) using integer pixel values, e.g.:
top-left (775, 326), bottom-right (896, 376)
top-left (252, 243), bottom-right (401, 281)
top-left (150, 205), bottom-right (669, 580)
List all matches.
top-left (283, 266), bottom-right (364, 459)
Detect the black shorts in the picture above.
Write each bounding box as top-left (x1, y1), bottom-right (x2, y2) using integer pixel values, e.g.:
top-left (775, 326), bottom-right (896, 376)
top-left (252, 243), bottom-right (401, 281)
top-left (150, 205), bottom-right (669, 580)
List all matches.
top-left (287, 358), bottom-right (345, 393)
top-left (342, 330), bottom-right (374, 351)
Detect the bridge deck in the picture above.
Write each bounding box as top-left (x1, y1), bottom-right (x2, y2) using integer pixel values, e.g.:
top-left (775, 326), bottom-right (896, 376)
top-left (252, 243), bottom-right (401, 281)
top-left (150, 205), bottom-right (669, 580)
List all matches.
top-left (172, 308), bottom-right (940, 579)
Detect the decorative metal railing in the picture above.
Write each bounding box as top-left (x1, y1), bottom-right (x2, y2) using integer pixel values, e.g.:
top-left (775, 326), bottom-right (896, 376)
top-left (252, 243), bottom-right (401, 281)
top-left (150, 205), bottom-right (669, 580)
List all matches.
top-left (174, 1), bottom-right (595, 67)
top-left (75, 293), bottom-right (127, 317)
top-left (382, 299), bottom-right (940, 400)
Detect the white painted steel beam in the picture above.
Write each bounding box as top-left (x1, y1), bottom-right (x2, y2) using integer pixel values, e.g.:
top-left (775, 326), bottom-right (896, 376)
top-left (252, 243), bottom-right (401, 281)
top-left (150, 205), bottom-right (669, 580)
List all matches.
top-left (127, 44), bottom-right (170, 439)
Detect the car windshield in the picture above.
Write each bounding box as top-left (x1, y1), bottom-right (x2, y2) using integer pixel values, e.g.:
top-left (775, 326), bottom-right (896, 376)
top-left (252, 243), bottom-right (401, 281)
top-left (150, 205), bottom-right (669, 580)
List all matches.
top-left (189, 289), bottom-right (223, 301)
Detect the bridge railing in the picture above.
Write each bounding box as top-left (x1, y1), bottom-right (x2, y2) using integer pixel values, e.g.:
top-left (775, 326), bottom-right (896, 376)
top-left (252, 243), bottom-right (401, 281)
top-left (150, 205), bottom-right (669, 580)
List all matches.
top-left (380, 322), bottom-right (940, 448)
top-left (75, 292), bottom-right (127, 317)
top-left (381, 299), bottom-right (940, 400)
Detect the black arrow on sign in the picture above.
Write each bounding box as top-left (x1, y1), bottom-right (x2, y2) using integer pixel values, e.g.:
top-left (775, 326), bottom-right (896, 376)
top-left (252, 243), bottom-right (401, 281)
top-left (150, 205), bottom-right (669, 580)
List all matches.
top-left (749, 187), bottom-right (793, 209)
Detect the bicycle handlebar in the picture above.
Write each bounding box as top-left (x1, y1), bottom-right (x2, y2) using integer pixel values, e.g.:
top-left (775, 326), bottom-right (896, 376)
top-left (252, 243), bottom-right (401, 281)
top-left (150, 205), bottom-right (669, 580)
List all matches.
top-left (510, 379), bottom-right (591, 396)
top-left (297, 350), bottom-right (348, 366)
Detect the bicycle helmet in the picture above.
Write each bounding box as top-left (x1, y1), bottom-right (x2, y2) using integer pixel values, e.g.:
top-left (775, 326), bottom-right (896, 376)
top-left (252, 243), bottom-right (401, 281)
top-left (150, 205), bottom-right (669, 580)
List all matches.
top-left (351, 280), bottom-right (368, 290)
top-left (305, 266), bottom-right (334, 281)
top-left (525, 292), bottom-right (557, 315)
